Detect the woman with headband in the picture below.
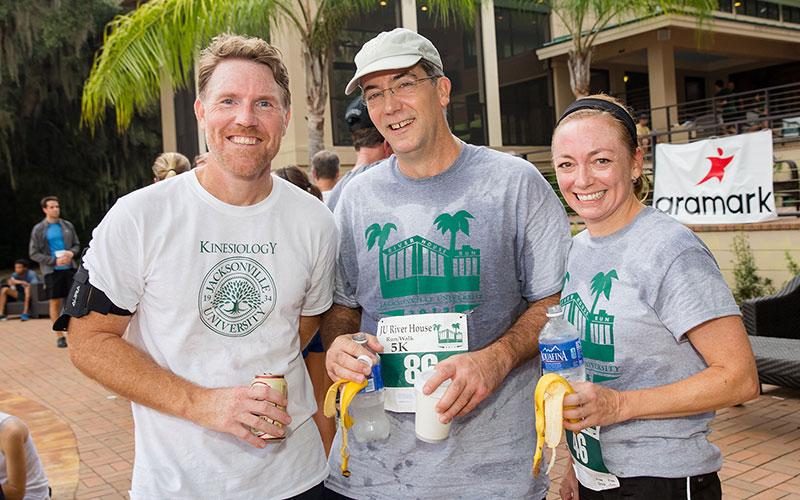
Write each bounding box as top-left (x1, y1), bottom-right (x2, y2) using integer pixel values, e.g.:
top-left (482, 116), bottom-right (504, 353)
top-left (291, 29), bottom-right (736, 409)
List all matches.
top-left (551, 95), bottom-right (758, 500)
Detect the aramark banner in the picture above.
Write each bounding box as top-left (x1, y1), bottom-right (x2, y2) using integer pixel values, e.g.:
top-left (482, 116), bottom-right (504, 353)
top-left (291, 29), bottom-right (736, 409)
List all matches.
top-left (653, 129), bottom-right (777, 224)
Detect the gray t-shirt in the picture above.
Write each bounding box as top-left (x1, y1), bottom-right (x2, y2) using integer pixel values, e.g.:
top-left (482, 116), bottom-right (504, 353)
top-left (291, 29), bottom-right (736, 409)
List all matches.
top-left (561, 206), bottom-right (741, 478)
top-left (326, 160), bottom-right (383, 212)
top-left (327, 143), bottom-right (571, 499)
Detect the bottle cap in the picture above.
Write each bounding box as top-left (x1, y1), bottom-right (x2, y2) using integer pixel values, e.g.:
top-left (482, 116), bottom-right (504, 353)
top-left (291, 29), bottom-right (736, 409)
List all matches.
top-left (546, 305), bottom-right (564, 318)
top-left (356, 354), bottom-right (374, 368)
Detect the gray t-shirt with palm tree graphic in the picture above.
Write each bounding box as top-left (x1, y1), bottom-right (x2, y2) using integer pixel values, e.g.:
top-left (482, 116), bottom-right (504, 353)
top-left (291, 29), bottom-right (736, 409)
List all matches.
top-left (561, 206), bottom-right (741, 479)
top-left (327, 143), bottom-right (571, 499)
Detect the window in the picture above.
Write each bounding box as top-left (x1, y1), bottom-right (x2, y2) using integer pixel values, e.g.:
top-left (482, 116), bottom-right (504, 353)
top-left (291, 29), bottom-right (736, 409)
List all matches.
top-left (499, 77), bottom-right (553, 146)
top-left (784, 5), bottom-right (800, 23)
top-left (717, 0), bottom-right (733, 13)
top-left (494, 4), bottom-right (550, 59)
top-left (736, 0), bottom-right (780, 20)
top-left (418, 3), bottom-right (487, 145)
top-left (330, 2), bottom-right (398, 146)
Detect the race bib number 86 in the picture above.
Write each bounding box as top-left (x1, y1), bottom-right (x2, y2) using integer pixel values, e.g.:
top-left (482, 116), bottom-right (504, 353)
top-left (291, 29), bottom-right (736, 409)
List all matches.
top-left (377, 313), bottom-right (468, 412)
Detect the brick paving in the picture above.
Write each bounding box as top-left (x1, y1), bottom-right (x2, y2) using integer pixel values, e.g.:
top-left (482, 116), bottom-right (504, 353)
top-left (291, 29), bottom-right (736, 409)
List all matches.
top-left (1, 318), bottom-right (799, 499)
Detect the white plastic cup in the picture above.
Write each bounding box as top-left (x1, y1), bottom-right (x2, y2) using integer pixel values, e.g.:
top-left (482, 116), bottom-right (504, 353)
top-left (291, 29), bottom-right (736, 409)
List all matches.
top-left (415, 369), bottom-right (452, 443)
top-left (55, 250), bottom-right (66, 258)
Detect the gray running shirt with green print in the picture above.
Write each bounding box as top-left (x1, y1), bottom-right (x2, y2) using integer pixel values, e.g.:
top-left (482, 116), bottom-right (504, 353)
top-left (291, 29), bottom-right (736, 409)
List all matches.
top-left (327, 143), bottom-right (571, 499)
top-left (561, 206), bottom-right (740, 479)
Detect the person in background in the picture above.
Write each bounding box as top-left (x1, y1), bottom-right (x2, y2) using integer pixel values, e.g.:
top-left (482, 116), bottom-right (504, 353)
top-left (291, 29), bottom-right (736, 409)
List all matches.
top-left (324, 98), bottom-right (392, 211)
top-left (274, 165), bottom-right (324, 201)
top-left (152, 152), bottom-right (191, 182)
top-left (551, 95), bottom-right (759, 500)
top-left (635, 114), bottom-right (652, 153)
top-left (29, 196), bottom-right (79, 348)
top-left (0, 412), bottom-right (50, 500)
top-left (309, 151), bottom-right (340, 204)
top-left (0, 260), bottom-right (39, 321)
top-left (274, 165), bottom-right (336, 457)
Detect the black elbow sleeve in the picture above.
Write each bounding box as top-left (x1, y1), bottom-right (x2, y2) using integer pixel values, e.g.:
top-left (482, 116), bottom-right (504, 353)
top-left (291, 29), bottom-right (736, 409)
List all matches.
top-left (53, 265), bottom-right (133, 331)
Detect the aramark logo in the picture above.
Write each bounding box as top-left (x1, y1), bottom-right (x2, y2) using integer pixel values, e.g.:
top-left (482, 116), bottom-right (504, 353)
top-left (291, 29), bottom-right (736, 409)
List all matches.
top-left (697, 148), bottom-right (734, 185)
top-left (198, 257), bottom-right (276, 337)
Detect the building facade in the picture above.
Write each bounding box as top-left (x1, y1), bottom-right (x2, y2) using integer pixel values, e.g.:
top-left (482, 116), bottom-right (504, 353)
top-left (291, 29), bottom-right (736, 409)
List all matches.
top-left (160, 0), bottom-right (800, 167)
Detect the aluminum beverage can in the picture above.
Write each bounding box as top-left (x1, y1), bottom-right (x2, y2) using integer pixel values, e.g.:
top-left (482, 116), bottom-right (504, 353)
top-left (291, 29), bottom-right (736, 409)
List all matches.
top-left (249, 373), bottom-right (288, 441)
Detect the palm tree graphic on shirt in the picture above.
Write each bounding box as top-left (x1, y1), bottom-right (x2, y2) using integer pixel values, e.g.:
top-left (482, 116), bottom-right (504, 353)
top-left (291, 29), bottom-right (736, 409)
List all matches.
top-left (366, 211), bottom-right (481, 308)
top-left (561, 270), bottom-right (619, 382)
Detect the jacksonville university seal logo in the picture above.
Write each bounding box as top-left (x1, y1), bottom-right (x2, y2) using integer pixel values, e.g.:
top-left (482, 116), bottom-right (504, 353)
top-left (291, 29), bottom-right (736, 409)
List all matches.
top-left (199, 257), bottom-right (276, 337)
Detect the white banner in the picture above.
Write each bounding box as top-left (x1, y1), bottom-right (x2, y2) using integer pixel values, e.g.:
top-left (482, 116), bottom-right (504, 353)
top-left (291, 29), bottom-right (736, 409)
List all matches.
top-left (653, 130), bottom-right (777, 224)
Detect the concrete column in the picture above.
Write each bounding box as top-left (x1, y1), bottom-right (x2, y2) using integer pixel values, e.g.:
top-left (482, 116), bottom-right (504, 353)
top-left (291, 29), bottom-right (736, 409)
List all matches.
top-left (647, 43), bottom-right (678, 133)
top-left (400, 0), bottom-right (417, 31)
top-left (480, 0), bottom-right (502, 147)
top-left (551, 59), bottom-right (574, 116)
top-left (159, 69), bottom-right (177, 152)
top-left (194, 60), bottom-right (206, 154)
top-left (270, 21), bottom-right (310, 167)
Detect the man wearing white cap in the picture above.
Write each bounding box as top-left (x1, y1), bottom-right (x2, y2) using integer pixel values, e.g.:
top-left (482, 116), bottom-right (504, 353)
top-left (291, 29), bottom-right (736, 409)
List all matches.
top-left (323, 28), bottom-right (570, 498)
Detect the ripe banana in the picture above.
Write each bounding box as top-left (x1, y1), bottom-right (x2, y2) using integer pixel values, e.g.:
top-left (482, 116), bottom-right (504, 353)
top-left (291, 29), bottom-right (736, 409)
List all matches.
top-left (532, 373), bottom-right (574, 476)
top-left (323, 378), bottom-right (368, 477)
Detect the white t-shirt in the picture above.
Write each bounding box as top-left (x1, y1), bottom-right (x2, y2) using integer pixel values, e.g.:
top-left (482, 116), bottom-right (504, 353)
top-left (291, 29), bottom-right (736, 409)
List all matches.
top-left (0, 413), bottom-right (50, 500)
top-left (83, 171), bottom-right (337, 499)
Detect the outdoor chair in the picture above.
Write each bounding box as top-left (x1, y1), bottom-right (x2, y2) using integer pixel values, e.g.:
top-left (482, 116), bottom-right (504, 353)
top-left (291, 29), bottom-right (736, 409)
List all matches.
top-left (4, 281), bottom-right (50, 319)
top-left (742, 275), bottom-right (800, 390)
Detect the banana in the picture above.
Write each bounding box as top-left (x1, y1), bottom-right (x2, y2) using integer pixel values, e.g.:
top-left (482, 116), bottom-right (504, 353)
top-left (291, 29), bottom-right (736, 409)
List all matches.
top-left (532, 373), bottom-right (574, 476)
top-left (323, 378), bottom-right (368, 477)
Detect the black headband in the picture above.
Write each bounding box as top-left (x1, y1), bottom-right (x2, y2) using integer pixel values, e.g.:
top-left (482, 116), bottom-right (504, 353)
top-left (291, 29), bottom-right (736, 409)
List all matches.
top-left (557, 98), bottom-right (638, 148)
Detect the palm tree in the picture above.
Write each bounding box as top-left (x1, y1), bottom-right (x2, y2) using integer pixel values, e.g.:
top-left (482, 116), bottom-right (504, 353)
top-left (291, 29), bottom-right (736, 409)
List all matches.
top-left (79, 0), bottom-right (475, 161)
top-left (434, 210), bottom-right (474, 277)
top-left (365, 222), bottom-right (397, 282)
top-left (589, 270), bottom-right (618, 315)
top-left (541, 0), bottom-right (714, 97)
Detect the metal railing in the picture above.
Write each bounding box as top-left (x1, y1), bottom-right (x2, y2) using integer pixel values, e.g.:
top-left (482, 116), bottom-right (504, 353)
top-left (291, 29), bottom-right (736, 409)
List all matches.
top-left (646, 82), bottom-right (800, 150)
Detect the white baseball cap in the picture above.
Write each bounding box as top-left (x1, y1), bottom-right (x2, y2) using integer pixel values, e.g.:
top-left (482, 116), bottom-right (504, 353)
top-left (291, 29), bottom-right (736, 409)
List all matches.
top-left (345, 28), bottom-right (443, 95)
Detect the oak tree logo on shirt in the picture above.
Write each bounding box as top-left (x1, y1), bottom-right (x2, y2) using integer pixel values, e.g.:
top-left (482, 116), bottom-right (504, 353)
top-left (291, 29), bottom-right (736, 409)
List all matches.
top-left (198, 257), bottom-right (276, 337)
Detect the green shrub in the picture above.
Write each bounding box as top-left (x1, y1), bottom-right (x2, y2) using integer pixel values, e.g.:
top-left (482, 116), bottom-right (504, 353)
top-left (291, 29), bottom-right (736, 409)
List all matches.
top-left (731, 232), bottom-right (775, 304)
top-left (786, 251), bottom-right (800, 277)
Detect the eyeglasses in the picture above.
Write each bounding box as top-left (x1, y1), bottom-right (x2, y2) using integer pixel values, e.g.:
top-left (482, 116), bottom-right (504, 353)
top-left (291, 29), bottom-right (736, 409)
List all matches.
top-left (362, 76), bottom-right (439, 108)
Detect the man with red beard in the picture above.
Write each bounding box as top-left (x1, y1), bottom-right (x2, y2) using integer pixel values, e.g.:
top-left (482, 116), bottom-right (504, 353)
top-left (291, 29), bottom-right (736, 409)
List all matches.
top-left (59, 35), bottom-right (337, 499)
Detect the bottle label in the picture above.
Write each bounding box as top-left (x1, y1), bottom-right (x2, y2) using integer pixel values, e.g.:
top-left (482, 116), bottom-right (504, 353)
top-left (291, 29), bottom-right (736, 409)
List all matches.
top-left (539, 338), bottom-right (584, 372)
top-left (362, 363), bottom-right (385, 393)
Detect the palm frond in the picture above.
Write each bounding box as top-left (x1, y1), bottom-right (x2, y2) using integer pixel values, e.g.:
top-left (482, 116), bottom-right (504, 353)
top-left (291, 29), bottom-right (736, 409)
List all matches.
top-left (81, 0), bottom-right (280, 133)
top-left (423, 0), bottom-right (478, 28)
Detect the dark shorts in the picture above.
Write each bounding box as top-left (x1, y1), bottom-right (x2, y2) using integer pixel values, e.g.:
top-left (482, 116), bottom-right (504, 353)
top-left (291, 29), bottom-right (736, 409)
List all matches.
top-left (45, 269), bottom-right (76, 300)
top-left (302, 332), bottom-right (325, 358)
top-left (3, 286), bottom-right (25, 302)
top-left (579, 472), bottom-right (721, 500)
top-left (286, 481), bottom-right (324, 500)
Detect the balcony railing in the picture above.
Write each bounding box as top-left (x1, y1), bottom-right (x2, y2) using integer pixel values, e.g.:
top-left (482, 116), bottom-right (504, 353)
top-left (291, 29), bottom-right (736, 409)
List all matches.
top-left (646, 82), bottom-right (800, 151)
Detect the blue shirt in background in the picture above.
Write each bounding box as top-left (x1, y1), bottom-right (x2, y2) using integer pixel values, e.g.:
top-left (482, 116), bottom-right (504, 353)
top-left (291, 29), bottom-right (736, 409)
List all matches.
top-left (46, 223), bottom-right (70, 270)
top-left (11, 270), bottom-right (39, 284)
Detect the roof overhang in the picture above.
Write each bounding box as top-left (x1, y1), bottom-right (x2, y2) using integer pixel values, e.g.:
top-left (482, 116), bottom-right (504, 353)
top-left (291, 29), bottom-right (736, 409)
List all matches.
top-left (536, 13), bottom-right (800, 61)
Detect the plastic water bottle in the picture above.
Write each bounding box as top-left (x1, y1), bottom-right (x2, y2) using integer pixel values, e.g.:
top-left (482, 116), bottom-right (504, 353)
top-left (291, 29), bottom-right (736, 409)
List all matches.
top-left (538, 305), bottom-right (586, 383)
top-left (349, 333), bottom-right (390, 442)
